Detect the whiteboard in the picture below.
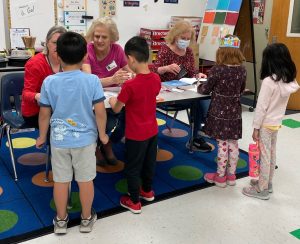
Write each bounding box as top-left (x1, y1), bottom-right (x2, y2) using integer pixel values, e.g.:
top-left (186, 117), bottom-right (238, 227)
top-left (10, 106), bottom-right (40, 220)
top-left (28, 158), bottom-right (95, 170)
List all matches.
top-left (9, 0), bottom-right (56, 48)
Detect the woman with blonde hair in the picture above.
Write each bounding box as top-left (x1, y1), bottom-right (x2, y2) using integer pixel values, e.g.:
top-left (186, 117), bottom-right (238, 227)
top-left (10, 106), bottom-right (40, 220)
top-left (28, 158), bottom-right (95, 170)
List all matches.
top-left (83, 17), bottom-right (132, 166)
top-left (153, 20), bottom-right (212, 152)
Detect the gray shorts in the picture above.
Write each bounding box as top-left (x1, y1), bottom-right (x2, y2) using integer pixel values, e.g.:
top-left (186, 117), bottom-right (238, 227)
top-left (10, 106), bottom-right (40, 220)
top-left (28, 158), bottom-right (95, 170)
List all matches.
top-left (51, 143), bottom-right (97, 183)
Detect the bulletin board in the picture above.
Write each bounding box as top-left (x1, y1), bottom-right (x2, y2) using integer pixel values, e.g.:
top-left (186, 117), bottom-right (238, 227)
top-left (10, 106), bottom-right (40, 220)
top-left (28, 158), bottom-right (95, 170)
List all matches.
top-left (8, 0), bottom-right (57, 48)
top-left (198, 0), bottom-right (243, 62)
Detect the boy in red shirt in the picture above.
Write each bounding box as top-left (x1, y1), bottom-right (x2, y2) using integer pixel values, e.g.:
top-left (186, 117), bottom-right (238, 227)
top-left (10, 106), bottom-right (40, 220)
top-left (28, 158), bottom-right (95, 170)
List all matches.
top-left (109, 36), bottom-right (161, 213)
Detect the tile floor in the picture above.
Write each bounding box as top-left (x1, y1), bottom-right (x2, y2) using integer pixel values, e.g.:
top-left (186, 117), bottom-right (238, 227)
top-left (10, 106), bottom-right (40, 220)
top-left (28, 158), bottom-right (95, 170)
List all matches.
top-left (22, 106), bottom-right (300, 244)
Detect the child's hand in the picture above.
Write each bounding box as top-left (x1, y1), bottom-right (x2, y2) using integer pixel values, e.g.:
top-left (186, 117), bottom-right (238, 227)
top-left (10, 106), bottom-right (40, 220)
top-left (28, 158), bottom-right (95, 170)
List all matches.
top-left (100, 134), bottom-right (109, 145)
top-left (252, 129), bottom-right (259, 142)
top-left (36, 136), bottom-right (46, 149)
top-left (197, 73), bottom-right (207, 78)
top-left (109, 97), bottom-right (117, 106)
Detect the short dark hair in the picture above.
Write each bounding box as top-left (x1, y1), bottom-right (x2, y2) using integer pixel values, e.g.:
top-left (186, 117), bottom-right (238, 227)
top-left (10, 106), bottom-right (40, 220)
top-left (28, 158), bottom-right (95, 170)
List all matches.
top-left (56, 31), bottom-right (87, 65)
top-left (124, 36), bottom-right (149, 63)
top-left (260, 43), bottom-right (297, 83)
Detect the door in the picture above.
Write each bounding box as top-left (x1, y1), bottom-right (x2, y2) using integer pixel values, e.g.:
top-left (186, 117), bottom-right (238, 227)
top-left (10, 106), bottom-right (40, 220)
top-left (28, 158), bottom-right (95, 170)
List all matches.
top-left (269, 0), bottom-right (300, 110)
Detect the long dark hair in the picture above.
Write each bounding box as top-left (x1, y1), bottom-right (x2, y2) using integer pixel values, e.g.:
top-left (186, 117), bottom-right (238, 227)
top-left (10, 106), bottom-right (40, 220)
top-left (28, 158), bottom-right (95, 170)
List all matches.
top-left (260, 43), bottom-right (297, 83)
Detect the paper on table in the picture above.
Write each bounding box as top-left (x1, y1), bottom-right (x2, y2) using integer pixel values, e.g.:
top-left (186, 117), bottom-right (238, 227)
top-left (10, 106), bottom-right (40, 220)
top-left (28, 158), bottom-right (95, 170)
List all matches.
top-left (104, 91), bottom-right (118, 99)
top-left (179, 77), bottom-right (198, 84)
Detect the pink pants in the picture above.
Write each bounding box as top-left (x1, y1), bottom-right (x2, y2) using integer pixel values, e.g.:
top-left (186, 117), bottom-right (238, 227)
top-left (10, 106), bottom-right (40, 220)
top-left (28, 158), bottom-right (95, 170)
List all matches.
top-left (217, 139), bottom-right (239, 177)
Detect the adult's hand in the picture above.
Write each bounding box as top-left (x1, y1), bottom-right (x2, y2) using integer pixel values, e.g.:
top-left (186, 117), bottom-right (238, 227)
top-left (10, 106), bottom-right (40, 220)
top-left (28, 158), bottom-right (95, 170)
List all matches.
top-left (112, 69), bottom-right (131, 85)
top-left (165, 63), bottom-right (181, 75)
top-left (197, 72), bottom-right (207, 78)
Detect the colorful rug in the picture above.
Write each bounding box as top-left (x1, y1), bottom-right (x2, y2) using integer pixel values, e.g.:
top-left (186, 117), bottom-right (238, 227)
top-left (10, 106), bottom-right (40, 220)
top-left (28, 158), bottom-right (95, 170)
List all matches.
top-left (0, 113), bottom-right (249, 243)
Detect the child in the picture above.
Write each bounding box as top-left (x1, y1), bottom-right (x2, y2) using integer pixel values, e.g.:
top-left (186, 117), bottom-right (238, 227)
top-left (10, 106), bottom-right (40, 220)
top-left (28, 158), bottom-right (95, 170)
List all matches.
top-left (36, 32), bottom-right (108, 233)
top-left (243, 43), bottom-right (299, 200)
top-left (109, 36), bottom-right (161, 214)
top-left (198, 35), bottom-right (246, 187)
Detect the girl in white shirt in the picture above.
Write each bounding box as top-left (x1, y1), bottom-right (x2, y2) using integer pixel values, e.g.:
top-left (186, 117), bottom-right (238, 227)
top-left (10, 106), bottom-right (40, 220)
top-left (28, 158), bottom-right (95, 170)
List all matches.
top-left (243, 43), bottom-right (299, 200)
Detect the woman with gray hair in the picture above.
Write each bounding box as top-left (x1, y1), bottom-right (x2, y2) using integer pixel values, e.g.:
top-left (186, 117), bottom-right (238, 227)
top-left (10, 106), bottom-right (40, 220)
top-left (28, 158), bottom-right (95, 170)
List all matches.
top-left (21, 25), bottom-right (66, 128)
top-left (83, 17), bottom-right (132, 166)
top-left (83, 16), bottom-right (131, 86)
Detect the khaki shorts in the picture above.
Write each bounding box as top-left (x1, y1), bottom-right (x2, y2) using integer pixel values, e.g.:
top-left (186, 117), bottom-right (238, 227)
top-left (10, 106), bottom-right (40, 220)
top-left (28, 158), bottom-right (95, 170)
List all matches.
top-left (51, 143), bottom-right (97, 183)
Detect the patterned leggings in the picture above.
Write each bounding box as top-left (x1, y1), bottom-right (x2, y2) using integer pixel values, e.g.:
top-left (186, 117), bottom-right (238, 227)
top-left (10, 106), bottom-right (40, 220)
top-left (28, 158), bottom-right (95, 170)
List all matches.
top-left (258, 128), bottom-right (278, 191)
top-left (216, 139), bottom-right (239, 177)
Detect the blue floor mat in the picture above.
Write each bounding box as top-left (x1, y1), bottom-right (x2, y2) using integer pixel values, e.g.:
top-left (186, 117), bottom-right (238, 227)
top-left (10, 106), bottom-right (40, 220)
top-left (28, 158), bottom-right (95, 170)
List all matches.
top-left (0, 113), bottom-right (249, 243)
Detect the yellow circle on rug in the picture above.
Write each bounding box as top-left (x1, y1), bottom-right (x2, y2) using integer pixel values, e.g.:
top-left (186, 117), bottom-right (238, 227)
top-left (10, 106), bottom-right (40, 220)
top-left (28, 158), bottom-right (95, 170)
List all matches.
top-left (6, 137), bottom-right (36, 149)
top-left (157, 149), bottom-right (173, 162)
top-left (97, 160), bottom-right (124, 173)
top-left (157, 118), bottom-right (166, 126)
top-left (0, 187), bottom-right (3, 196)
top-left (32, 171), bottom-right (54, 187)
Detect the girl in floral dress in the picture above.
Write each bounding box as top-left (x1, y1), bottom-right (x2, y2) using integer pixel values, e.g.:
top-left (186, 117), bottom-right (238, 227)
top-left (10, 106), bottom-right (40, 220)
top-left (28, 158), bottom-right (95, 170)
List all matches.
top-left (198, 35), bottom-right (246, 187)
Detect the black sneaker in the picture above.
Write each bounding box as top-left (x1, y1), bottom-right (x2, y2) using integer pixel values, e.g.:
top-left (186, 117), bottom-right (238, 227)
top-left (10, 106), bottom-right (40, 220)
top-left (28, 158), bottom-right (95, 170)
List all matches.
top-left (186, 138), bottom-right (212, 152)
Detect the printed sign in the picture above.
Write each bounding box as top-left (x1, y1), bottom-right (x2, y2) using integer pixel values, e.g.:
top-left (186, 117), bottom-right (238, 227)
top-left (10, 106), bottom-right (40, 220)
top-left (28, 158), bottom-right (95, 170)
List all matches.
top-left (123, 1), bottom-right (140, 7)
top-left (164, 0), bottom-right (178, 3)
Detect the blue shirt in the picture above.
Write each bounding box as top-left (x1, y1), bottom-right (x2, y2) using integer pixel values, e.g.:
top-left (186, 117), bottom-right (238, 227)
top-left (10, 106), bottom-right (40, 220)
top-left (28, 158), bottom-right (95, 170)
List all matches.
top-left (40, 70), bottom-right (105, 148)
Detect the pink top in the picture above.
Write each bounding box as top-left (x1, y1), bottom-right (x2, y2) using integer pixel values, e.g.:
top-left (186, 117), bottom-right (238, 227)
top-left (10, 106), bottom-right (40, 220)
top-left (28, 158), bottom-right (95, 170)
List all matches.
top-left (253, 76), bottom-right (299, 129)
top-left (84, 42), bottom-right (127, 79)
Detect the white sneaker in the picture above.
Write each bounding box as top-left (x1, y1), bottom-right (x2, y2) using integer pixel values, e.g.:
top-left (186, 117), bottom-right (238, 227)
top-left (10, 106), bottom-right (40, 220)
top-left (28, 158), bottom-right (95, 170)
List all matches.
top-left (79, 209), bottom-right (97, 233)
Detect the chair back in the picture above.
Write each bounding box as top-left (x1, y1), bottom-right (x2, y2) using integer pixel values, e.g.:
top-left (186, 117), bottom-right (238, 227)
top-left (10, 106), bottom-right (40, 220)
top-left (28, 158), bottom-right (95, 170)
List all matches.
top-left (0, 72), bottom-right (25, 128)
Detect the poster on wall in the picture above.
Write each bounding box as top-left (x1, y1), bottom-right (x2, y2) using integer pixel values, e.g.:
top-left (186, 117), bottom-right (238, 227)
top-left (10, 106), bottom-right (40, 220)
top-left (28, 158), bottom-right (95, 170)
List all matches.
top-left (63, 0), bottom-right (86, 11)
top-left (199, 0), bottom-right (242, 62)
top-left (252, 0), bottom-right (266, 24)
top-left (100, 0), bottom-right (116, 16)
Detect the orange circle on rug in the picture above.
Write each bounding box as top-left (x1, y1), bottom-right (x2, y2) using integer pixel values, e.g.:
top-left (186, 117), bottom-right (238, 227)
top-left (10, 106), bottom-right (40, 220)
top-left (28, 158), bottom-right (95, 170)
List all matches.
top-left (32, 171), bottom-right (54, 187)
top-left (0, 187), bottom-right (3, 196)
top-left (96, 160), bottom-right (124, 173)
top-left (5, 137), bottom-right (36, 149)
top-left (162, 128), bottom-right (188, 138)
top-left (157, 118), bottom-right (166, 126)
top-left (18, 152), bottom-right (47, 166)
top-left (157, 149), bottom-right (173, 162)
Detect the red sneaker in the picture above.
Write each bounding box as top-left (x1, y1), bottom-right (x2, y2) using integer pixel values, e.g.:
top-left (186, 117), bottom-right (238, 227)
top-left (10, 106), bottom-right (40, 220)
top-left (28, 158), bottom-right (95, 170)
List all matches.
top-left (120, 196), bottom-right (141, 214)
top-left (140, 189), bottom-right (155, 202)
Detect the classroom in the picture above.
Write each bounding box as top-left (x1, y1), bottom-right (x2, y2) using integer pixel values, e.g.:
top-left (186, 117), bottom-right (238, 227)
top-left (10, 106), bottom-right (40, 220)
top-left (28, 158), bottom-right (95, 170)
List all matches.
top-left (0, 0), bottom-right (300, 243)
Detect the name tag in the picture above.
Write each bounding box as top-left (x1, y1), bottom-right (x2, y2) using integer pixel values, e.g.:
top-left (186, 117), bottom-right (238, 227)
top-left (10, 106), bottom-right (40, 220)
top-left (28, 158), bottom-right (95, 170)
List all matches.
top-left (106, 60), bottom-right (117, 71)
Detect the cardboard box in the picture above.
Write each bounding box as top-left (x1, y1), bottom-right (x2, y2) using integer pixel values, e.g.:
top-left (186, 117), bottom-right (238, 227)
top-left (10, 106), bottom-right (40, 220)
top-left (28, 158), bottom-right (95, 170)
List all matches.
top-left (140, 28), bottom-right (169, 40)
top-left (171, 16), bottom-right (202, 26)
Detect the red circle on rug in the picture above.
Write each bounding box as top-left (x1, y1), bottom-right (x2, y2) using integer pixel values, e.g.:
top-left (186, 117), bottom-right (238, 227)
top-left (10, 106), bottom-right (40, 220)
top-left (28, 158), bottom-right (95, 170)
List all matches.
top-left (157, 149), bottom-right (173, 162)
top-left (162, 128), bottom-right (188, 138)
top-left (96, 160), bottom-right (124, 173)
top-left (18, 153), bottom-right (47, 166)
top-left (0, 187), bottom-right (3, 196)
top-left (32, 171), bottom-right (54, 187)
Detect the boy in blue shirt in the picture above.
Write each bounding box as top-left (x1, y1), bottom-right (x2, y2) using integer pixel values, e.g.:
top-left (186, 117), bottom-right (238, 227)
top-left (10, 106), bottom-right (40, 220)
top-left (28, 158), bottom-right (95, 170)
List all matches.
top-left (36, 32), bottom-right (108, 234)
